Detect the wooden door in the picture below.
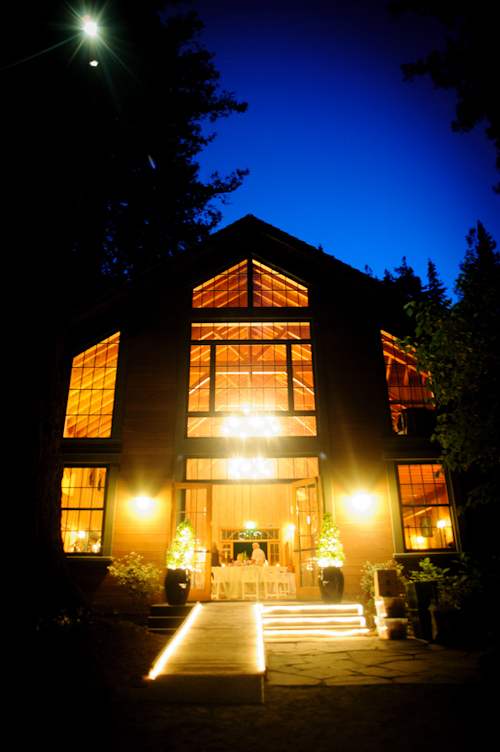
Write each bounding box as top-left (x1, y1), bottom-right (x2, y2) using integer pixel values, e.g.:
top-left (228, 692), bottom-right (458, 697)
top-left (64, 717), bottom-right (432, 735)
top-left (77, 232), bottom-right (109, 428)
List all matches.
top-left (291, 477), bottom-right (323, 600)
top-left (172, 483), bottom-right (212, 601)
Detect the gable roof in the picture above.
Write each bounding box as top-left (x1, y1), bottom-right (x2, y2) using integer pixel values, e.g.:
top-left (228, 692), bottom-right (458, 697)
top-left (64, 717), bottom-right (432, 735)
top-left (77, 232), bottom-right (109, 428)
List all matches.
top-left (68, 215), bottom-right (408, 343)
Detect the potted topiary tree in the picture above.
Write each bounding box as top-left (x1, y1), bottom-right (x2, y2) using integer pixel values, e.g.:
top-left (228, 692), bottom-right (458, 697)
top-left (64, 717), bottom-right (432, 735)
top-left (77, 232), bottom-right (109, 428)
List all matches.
top-left (317, 513), bottom-right (346, 603)
top-left (165, 520), bottom-right (195, 605)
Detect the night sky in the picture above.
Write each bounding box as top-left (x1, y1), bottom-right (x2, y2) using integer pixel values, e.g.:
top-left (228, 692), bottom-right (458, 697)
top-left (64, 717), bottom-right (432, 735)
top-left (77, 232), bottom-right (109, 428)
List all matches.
top-left (186, 0), bottom-right (499, 297)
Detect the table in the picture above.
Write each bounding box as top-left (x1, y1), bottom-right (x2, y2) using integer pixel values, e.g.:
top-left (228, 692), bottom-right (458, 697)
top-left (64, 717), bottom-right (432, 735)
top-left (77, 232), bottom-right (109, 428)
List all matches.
top-left (211, 566), bottom-right (296, 600)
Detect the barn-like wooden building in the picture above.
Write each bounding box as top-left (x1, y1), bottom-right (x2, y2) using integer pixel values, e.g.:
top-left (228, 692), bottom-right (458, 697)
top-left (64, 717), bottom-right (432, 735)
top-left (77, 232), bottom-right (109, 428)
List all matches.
top-left (62, 216), bottom-right (464, 609)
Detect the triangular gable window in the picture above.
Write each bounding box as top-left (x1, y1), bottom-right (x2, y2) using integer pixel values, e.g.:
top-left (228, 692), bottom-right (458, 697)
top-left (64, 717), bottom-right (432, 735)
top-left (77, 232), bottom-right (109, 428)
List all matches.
top-left (192, 260), bottom-right (308, 308)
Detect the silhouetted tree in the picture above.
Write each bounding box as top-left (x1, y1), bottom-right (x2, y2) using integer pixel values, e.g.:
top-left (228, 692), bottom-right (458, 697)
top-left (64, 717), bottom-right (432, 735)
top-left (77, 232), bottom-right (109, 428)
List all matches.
top-left (5, 1), bottom-right (248, 626)
top-left (401, 222), bottom-right (500, 507)
top-left (383, 256), bottom-right (423, 299)
top-left (389, 1), bottom-right (499, 192)
top-left (5, 2), bottom-right (248, 303)
top-left (423, 258), bottom-right (448, 304)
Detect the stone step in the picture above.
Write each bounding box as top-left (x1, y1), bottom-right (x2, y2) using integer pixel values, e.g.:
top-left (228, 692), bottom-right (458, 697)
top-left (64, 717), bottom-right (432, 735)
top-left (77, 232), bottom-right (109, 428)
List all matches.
top-left (260, 602), bottom-right (369, 641)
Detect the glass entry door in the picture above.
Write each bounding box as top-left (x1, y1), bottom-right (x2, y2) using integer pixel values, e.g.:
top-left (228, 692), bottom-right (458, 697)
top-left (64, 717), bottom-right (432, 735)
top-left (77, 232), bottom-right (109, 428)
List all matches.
top-left (291, 477), bottom-right (323, 599)
top-left (172, 483), bottom-right (212, 601)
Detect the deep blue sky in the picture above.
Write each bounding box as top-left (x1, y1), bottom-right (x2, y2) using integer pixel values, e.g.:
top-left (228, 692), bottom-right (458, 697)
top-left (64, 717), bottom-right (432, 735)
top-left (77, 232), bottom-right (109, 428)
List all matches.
top-left (185, 0), bottom-right (498, 296)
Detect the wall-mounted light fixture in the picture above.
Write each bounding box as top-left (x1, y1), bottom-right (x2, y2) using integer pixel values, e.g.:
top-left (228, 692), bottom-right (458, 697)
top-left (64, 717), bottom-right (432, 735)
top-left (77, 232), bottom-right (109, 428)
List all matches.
top-left (350, 493), bottom-right (373, 511)
top-left (134, 496), bottom-right (152, 510)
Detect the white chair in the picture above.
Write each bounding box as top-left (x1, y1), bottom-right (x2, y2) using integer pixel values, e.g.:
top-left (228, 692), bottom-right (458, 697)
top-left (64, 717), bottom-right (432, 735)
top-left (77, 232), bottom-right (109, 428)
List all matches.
top-left (241, 567), bottom-right (261, 600)
top-left (211, 568), bottom-right (229, 600)
top-left (263, 568), bottom-right (279, 599)
top-left (277, 566), bottom-right (290, 598)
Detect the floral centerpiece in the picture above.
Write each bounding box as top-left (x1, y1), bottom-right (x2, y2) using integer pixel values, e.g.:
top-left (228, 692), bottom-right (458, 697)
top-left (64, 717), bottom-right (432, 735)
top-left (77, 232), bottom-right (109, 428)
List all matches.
top-left (164, 520), bottom-right (195, 605)
top-left (317, 513), bottom-right (346, 603)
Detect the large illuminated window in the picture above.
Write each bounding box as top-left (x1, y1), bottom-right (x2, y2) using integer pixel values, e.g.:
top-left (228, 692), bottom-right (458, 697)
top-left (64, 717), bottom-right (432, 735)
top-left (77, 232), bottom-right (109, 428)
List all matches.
top-left (61, 467), bottom-right (107, 553)
top-left (186, 457), bottom-right (319, 480)
top-left (187, 323), bottom-right (317, 437)
top-left (397, 464), bottom-right (456, 551)
top-left (381, 330), bottom-right (434, 434)
top-left (192, 260), bottom-right (308, 308)
top-left (64, 333), bottom-right (120, 438)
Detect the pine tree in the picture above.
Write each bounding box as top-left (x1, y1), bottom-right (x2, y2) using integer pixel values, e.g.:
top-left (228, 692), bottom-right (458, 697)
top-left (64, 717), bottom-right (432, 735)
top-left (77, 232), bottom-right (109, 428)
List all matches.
top-left (424, 259), bottom-right (448, 304)
top-left (402, 222), bottom-right (500, 507)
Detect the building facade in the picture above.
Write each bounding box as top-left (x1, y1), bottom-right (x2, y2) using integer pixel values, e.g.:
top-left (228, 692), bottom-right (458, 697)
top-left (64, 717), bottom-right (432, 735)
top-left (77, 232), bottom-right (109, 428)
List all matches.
top-left (62, 216), bottom-right (464, 609)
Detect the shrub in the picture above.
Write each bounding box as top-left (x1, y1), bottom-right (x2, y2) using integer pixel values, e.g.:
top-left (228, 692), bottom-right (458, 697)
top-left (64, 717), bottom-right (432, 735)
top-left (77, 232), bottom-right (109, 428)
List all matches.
top-left (108, 552), bottom-right (162, 612)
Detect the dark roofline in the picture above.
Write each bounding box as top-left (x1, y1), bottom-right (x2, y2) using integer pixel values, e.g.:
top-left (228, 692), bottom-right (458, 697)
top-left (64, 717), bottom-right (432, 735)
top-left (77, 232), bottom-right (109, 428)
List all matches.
top-left (68, 214), bottom-right (407, 325)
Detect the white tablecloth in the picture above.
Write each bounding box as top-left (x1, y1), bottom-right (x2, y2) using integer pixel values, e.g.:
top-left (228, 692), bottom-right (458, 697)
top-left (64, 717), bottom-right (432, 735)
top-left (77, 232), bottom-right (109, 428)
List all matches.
top-left (211, 566), bottom-right (296, 600)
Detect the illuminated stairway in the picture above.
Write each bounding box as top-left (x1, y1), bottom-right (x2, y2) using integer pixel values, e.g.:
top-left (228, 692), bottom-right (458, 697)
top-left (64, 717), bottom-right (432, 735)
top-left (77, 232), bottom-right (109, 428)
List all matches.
top-left (260, 603), bottom-right (369, 641)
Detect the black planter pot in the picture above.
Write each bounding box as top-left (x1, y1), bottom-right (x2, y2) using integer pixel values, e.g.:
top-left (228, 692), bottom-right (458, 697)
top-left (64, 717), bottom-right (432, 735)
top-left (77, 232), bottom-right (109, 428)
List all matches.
top-left (164, 568), bottom-right (191, 605)
top-left (318, 566), bottom-right (344, 603)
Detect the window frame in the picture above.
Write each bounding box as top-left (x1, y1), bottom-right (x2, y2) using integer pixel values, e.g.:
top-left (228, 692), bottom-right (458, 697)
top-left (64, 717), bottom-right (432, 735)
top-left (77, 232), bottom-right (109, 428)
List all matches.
top-left (185, 321), bottom-right (318, 438)
top-left (60, 463), bottom-right (118, 557)
top-left (394, 462), bottom-right (460, 553)
top-left (192, 259), bottom-right (309, 309)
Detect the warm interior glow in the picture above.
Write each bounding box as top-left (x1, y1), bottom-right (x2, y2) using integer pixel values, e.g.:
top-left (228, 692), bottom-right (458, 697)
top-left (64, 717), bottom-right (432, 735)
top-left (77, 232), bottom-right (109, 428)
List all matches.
top-left (192, 261), bottom-right (308, 308)
top-left (381, 330), bottom-right (434, 434)
top-left (186, 457), bottom-right (319, 481)
top-left (229, 457), bottom-right (272, 480)
top-left (245, 520), bottom-right (257, 530)
top-left (398, 464), bottom-right (455, 551)
top-left (64, 332), bottom-right (120, 438)
top-left (61, 467), bottom-right (106, 553)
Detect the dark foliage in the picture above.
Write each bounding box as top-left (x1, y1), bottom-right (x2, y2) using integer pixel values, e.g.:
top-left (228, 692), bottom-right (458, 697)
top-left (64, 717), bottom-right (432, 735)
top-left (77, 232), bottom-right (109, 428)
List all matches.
top-left (5, 1), bottom-right (248, 303)
top-left (389, 0), bottom-right (500, 193)
top-left (401, 222), bottom-right (500, 507)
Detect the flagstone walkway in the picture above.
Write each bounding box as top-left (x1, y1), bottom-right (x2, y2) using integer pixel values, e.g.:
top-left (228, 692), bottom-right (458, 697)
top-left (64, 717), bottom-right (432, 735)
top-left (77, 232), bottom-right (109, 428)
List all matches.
top-left (265, 634), bottom-right (484, 686)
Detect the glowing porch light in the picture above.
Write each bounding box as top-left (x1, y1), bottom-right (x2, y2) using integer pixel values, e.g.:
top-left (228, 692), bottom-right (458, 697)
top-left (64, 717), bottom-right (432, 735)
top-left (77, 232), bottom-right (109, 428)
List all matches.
top-left (245, 520), bottom-right (257, 530)
top-left (134, 496), bottom-right (152, 510)
top-left (89, 59), bottom-right (99, 67)
top-left (351, 493), bottom-right (373, 511)
top-left (149, 602), bottom-right (203, 680)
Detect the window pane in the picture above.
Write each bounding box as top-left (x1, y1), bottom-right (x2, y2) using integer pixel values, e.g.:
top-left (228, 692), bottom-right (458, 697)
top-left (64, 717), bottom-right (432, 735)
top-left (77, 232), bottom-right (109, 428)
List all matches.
top-left (186, 415), bottom-right (317, 437)
top-left (61, 467), bottom-right (107, 553)
top-left (252, 261), bottom-right (308, 307)
top-left (292, 344), bottom-right (316, 410)
top-left (397, 464), bottom-right (455, 551)
top-left (188, 345), bottom-right (211, 411)
top-left (186, 457), bottom-right (319, 480)
top-left (64, 333), bottom-right (120, 438)
top-left (381, 330), bottom-right (435, 434)
top-left (192, 261), bottom-right (248, 308)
